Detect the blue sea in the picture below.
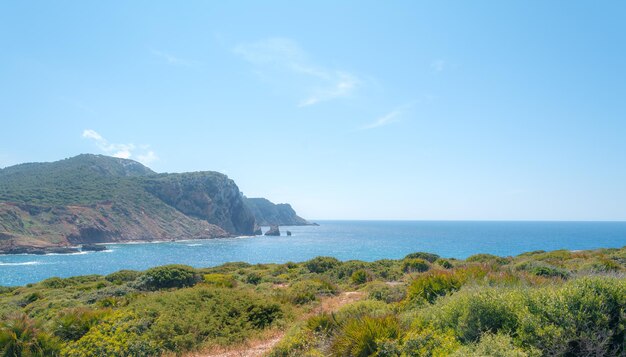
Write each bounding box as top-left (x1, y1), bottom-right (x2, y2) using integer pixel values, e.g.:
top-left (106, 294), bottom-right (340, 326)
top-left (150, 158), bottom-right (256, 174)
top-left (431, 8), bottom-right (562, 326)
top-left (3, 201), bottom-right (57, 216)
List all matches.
top-left (1, 220), bottom-right (625, 286)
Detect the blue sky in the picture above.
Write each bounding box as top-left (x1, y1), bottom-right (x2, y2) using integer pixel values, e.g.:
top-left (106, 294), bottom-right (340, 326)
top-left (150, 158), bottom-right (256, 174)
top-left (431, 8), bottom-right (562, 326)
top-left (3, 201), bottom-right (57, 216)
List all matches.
top-left (1, 1), bottom-right (625, 220)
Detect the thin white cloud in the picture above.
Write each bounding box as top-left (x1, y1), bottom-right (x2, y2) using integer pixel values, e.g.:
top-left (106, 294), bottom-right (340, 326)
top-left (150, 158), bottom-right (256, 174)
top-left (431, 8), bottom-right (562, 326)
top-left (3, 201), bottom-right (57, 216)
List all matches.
top-left (234, 37), bottom-right (360, 106)
top-left (82, 129), bottom-right (158, 165)
top-left (431, 59), bottom-right (446, 72)
top-left (150, 49), bottom-right (196, 67)
top-left (360, 104), bottom-right (413, 130)
top-left (299, 72), bottom-right (359, 107)
top-left (137, 151), bottom-right (158, 165)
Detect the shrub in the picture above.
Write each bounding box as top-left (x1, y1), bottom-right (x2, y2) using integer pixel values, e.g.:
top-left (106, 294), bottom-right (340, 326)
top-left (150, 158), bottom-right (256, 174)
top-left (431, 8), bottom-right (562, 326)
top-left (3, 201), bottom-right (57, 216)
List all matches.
top-left (137, 265), bottom-right (200, 290)
top-left (436, 258), bottom-right (453, 269)
top-left (40, 277), bottom-right (68, 289)
top-left (61, 310), bottom-right (159, 356)
top-left (105, 270), bottom-right (140, 284)
top-left (269, 325), bottom-right (315, 357)
top-left (451, 333), bottom-right (529, 357)
top-left (245, 272), bottom-right (263, 285)
top-left (581, 258), bottom-right (622, 273)
top-left (284, 279), bottom-right (338, 305)
top-left (246, 302), bottom-right (283, 329)
top-left (306, 313), bottom-right (337, 336)
top-left (427, 288), bottom-right (520, 342)
top-left (0, 313), bottom-right (61, 357)
top-left (517, 277), bottom-right (626, 356)
top-left (53, 307), bottom-right (109, 341)
top-left (335, 300), bottom-right (393, 322)
top-left (407, 271), bottom-right (462, 304)
top-left (331, 315), bottom-right (400, 357)
top-left (19, 292), bottom-right (43, 307)
top-left (515, 261), bottom-right (569, 279)
top-left (405, 252), bottom-right (440, 263)
top-left (364, 282), bottom-right (406, 303)
top-left (305, 257), bottom-right (341, 274)
top-left (350, 269), bottom-right (369, 285)
top-left (529, 265), bottom-right (569, 279)
top-left (402, 326), bottom-right (461, 356)
top-left (402, 258), bottom-right (430, 273)
top-left (203, 273), bottom-right (236, 288)
top-left (466, 254), bottom-right (509, 265)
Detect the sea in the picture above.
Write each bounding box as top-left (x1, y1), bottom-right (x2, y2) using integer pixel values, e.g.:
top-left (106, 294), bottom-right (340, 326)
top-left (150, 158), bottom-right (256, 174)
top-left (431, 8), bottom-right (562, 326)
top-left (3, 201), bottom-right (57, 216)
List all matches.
top-left (1, 220), bottom-right (625, 286)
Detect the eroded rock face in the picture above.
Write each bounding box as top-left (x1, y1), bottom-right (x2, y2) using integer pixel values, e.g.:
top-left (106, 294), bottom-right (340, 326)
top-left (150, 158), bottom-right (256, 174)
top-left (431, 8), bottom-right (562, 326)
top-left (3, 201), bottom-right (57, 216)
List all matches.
top-left (143, 172), bottom-right (256, 236)
top-left (265, 225), bottom-right (280, 236)
top-left (253, 225), bottom-right (263, 235)
top-left (0, 201), bottom-right (230, 254)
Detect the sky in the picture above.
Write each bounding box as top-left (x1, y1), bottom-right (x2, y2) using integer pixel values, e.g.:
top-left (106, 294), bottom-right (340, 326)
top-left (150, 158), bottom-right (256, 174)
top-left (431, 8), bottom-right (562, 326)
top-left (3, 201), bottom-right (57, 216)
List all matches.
top-left (1, 1), bottom-right (625, 221)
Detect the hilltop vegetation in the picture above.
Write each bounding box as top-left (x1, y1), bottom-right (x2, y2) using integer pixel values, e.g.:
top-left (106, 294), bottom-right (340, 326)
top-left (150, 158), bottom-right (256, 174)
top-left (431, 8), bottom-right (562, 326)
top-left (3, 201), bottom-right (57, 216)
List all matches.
top-left (0, 247), bottom-right (624, 356)
top-left (0, 155), bottom-right (308, 254)
top-left (244, 197), bottom-right (312, 226)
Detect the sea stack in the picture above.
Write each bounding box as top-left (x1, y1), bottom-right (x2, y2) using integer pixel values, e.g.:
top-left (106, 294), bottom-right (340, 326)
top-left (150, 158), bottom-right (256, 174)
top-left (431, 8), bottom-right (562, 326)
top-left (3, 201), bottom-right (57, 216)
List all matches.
top-left (265, 225), bottom-right (280, 236)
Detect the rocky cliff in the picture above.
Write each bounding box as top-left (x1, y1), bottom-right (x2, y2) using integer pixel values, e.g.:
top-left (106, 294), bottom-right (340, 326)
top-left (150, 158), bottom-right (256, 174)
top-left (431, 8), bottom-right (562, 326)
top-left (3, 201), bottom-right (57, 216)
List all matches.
top-left (0, 155), bottom-right (274, 253)
top-left (243, 197), bottom-right (313, 226)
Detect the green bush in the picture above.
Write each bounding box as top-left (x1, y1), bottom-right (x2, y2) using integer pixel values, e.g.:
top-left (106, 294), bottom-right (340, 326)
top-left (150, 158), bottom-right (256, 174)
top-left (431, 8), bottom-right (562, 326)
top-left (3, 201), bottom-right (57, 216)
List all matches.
top-left (137, 265), bottom-right (200, 290)
top-left (515, 261), bottom-right (569, 279)
top-left (331, 315), bottom-right (400, 357)
top-left (104, 270), bottom-right (140, 284)
top-left (466, 254), bottom-right (509, 265)
top-left (284, 279), bottom-right (338, 305)
top-left (305, 256), bottom-right (341, 274)
top-left (581, 258), bottom-right (622, 273)
top-left (436, 258), bottom-right (453, 269)
top-left (269, 325), bottom-right (315, 357)
top-left (451, 333), bottom-right (529, 357)
top-left (517, 277), bottom-right (626, 356)
top-left (364, 281), bottom-right (406, 303)
top-left (53, 308), bottom-right (109, 342)
top-left (405, 252), bottom-right (440, 263)
top-left (306, 313), bottom-right (337, 336)
top-left (245, 272), bottom-right (263, 285)
top-left (336, 300), bottom-right (393, 322)
top-left (350, 269), bottom-right (369, 285)
top-left (402, 258), bottom-right (430, 273)
top-left (203, 273), bottom-right (236, 288)
top-left (427, 288), bottom-right (520, 342)
top-left (402, 326), bottom-right (461, 356)
top-left (39, 277), bottom-right (68, 289)
top-left (61, 310), bottom-right (159, 356)
top-left (407, 271), bottom-right (462, 304)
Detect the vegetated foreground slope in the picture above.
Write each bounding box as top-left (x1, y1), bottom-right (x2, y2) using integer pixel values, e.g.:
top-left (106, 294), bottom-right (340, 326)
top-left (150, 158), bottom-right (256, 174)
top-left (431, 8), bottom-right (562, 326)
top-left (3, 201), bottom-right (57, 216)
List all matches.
top-left (0, 154), bottom-right (305, 254)
top-left (0, 247), bottom-right (624, 356)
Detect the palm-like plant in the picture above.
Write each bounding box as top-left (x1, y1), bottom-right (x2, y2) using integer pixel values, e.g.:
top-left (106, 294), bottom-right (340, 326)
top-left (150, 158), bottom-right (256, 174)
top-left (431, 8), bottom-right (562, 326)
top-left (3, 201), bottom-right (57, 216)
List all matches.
top-left (0, 313), bottom-right (59, 357)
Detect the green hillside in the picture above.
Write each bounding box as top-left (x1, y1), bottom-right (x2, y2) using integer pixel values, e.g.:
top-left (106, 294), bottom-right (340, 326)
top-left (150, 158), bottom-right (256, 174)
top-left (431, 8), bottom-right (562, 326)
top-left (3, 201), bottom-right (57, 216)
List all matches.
top-left (0, 155), bottom-right (310, 253)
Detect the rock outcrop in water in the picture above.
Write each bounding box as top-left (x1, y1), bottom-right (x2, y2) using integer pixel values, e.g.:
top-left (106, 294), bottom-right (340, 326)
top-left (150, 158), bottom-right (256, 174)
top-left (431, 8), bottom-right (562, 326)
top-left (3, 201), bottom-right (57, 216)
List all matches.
top-left (0, 154), bottom-right (309, 254)
top-left (264, 225), bottom-right (280, 236)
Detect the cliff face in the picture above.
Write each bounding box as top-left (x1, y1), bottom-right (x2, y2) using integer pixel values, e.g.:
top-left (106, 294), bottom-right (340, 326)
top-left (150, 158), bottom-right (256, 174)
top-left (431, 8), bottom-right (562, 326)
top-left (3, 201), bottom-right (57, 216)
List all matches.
top-left (0, 155), bottom-right (257, 253)
top-left (244, 197), bottom-right (312, 226)
top-left (143, 173), bottom-right (255, 236)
